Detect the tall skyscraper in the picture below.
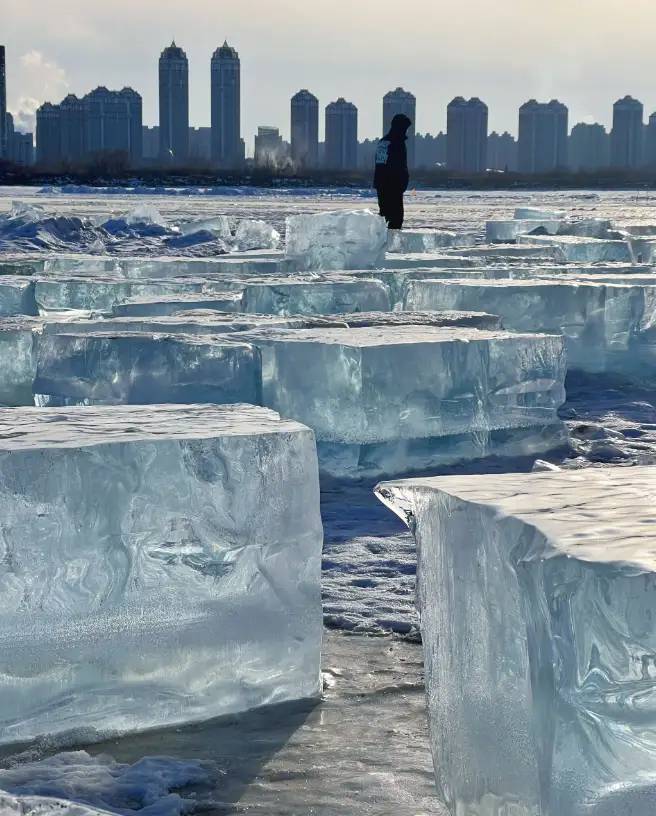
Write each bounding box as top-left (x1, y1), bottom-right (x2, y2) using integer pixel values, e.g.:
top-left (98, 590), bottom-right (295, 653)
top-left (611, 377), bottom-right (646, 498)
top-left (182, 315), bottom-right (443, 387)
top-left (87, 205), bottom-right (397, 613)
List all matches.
top-left (325, 98), bottom-right (358, 170)
top-left (84, 87), bottom-right (142, 162)
top-left (59, 94), bottom-right (86, 163)
top-left (446, 97), bottom-right (488, 173)
top-left (518, 99), bottom-right (568, 173)
top-left (36, 102), bottom-right (62, 166)
top-left (159, 41), bottom-right (189, 163)
top-left (569, 122), bottom-right (610, 171)
top-left (291, 89), bottom-right (319, 169)
top-left (211, 42), bottom-right (241, 168)
top-left (611, 96), bottom-right (643, 169)
top-left (0, 46), bottom-right (7, 159)
top-left (383, 88), bottom-right (416, 168)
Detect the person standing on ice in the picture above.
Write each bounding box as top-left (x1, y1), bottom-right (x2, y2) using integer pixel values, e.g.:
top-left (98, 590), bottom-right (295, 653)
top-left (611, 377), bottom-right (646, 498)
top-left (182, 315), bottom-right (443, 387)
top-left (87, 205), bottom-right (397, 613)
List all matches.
top-left (373, 113), bottom-right (412, 230)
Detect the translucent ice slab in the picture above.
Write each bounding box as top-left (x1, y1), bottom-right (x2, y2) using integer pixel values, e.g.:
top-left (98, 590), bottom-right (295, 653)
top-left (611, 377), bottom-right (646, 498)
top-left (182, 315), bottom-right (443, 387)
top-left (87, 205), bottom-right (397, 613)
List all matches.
top-left (285, 210), bottom-right (388, 271)
top-left (0, 317), bottom-right (41, 406)
top-left (34, 275), bottom-right (207, 314)
top-left (112, 291), bottom-right (243, 317)
top-left (242, 278), bottom-right (391, 316)
top-left (387, 229), bottom-right (475, 253)
top-left (241, 325), bottom-right (566, 477)
top-left (34, 332), bottom-right (260, 406)
top-left (0, 276), bottom-right (38, 316)
top-left (376, 467), bottom-right (656, 816)
top-left (0, 403), bottom-right (322, 744)
top-left (518, 234), bottom-right (633, 262)
top-left (405, 277), bottom-right (656, 379)
top-left (486, 219), bottom-right (562, 243)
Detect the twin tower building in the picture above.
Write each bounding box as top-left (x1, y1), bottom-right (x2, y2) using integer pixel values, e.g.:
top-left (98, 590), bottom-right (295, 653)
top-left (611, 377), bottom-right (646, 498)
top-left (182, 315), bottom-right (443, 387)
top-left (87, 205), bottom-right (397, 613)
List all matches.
top-left (160, 41), bottom-right (241, 166)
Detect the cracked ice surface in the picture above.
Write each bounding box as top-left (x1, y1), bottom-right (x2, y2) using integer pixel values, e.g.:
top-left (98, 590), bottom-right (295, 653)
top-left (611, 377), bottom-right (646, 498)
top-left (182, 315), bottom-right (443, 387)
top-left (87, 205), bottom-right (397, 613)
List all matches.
top-left (377, 468), bottom-right (656, 815)
top-left (0, 403), bottom-right (322, 745)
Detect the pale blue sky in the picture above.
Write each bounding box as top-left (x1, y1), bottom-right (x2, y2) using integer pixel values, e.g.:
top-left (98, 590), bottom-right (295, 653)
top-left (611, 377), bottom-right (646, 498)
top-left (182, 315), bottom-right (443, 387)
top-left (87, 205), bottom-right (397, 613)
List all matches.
top-left (4, 0), bottom-right (656, 144)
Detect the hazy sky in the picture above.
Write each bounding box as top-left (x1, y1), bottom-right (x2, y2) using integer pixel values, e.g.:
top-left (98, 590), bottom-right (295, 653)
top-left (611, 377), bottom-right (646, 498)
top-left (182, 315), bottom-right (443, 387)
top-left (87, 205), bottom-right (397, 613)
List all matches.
top-left (5, 0), bottom-right (656, 146)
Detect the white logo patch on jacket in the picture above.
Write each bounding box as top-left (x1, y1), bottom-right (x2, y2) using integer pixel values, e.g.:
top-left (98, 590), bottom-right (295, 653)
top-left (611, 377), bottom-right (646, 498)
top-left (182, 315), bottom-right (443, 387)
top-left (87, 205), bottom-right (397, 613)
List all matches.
top-left (375, 141), bottom-right (390, 165)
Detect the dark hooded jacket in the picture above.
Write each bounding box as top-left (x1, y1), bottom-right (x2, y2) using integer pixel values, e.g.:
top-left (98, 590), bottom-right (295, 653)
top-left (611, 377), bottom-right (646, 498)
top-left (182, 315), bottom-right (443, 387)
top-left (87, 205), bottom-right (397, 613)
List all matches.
top-left (374, 113), bottom-right (411, 192)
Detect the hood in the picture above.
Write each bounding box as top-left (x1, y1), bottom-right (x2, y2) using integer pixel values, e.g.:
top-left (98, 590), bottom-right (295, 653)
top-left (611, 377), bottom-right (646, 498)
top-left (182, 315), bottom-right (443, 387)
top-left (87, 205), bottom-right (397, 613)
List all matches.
top-left (386, 113), bottom-right (412, 140)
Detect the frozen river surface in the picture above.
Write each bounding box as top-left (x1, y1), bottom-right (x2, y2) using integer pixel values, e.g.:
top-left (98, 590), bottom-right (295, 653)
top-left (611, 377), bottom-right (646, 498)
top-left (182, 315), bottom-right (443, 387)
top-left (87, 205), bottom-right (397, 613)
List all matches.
top-left (1, 186), bottom-right (656, 814)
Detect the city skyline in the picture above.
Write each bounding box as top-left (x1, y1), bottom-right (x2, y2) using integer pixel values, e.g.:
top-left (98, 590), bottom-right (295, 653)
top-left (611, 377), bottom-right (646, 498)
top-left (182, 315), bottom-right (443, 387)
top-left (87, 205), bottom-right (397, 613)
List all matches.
top-left (6, 0), bottom-right (656, 144)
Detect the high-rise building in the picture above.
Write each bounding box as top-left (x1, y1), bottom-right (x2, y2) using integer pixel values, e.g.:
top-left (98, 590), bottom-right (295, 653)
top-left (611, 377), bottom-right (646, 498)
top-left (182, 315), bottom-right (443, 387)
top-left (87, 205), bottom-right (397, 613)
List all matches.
top-left (645, 113), bottom-right (656, 167)
top-left (5, 114), bottom-right (34, 166)
top-left (84, 87), bottom-right (142, 162)
top-left (36, 88), bottom-right (142, 168)
top-left (291, 89), bottom-right (319, 169)
top-left (0, 46), bottom-right (7, 159)
top-left (383, 87), bottom-right (416, 168)
top-left (611, 96), bottom-right (643, 169)
top-left (325, 98), bottom-right (358, 170)
top-left (446, 97), bottom-right (488, 173)
top-left (518, 99), bottom-right (568, 173)
top-left (159, 41), bottom-right (189, 163)
top-left (36, 102), bottom-right (62, 166)
top-left (487, 131), bottom-right (518, 171)
top-left (59, 94), bottom-right (86, 163)
top-left (569, 123), bottom-right (610, 172)
top-left (211, 42), bottom-right (241, 168)
top-left (142, 126), bottom-right (160, 160)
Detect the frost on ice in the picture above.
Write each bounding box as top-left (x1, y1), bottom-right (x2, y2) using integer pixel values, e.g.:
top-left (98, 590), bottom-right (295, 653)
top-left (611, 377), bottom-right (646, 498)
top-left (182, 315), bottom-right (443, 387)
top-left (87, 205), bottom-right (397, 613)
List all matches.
top-left (285, 209), bottom-right (388, 271)
top-left (0, 404), bottom-right (322, 744)
top-left (376, 467), bottom-right (656, 815)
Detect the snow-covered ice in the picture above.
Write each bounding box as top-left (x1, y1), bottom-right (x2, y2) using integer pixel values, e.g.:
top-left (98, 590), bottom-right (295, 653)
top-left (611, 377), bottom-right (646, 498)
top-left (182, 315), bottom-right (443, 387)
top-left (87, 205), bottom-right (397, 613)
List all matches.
top-left (111, 291), bottom-right (243, 317)
top-left (34, 332), bottom-right (259, 406)
top-left (242, 325), bottom-right (567, 477)
top-left (0, 403), bottom-right (322, 744)
top-left (377, 467), bottom-right (656, 815)
top-left (285, 210), bottom-right (387, 271)
top-left (242, 277), bottom-right (391, 316)
top-left (405, 277), bottom-right (656, 380)
top-left (0, 751), bottom-right (209, 816)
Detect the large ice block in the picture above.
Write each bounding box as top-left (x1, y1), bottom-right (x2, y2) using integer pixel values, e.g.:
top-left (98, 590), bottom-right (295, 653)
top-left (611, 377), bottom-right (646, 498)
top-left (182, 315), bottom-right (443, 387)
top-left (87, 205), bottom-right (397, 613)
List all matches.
top-left (405, 277), bottom-right (656, 379)
top-left (285, 209), bottom-right (387, 271)
top-left (112, 291), bottom-right (243, 317)
top-left (241, 325), bottom-right (566, 477)
top-left (486, 219), bottom-right (562, 243)
top-left (387, 229), bottom-right (475, 253)
top-left (35, 275), bottom-right (206, 313)
top-left (0, 403), bottom-right (322, 744)
top-left (518, 234), bottom-right (633, 262)
top-left (376, 467), bottom-right (656, 816)
top-left (0, 277), bottom-right (38, 316)
top-left (382, 254), bottom-right (481, 270)
top-left (233, 219), bottom-right (281, 251)
top-left (241, 277), bottom-right (391, 315)
top-left (0, 318), bottom-right (40, 406)
top-left (34, 332), bottom-right (260, 406)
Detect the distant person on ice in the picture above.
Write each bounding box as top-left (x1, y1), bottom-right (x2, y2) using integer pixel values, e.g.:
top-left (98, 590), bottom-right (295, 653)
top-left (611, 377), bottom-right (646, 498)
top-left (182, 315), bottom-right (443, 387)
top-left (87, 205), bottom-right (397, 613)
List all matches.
top-left (374, 113), bottom-right (412, 230)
